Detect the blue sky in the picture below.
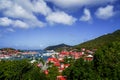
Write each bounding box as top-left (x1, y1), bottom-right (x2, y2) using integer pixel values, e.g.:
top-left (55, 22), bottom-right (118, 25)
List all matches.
top-left (0, 0), bottom-right (120, 49)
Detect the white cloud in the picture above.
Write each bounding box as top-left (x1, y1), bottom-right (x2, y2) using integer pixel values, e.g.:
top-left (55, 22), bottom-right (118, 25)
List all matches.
top-left (46, 0), bottom-right (116, 9)
top-left (46, 11), bottom-right (77, 25)
top-left (0, 0), bottom-right (50, 28)
top-left (0, 17), bottom-right (12, 26)
top-left (13, 20), bottom-right (29, 29)
top-left (14, 0), bottom-right (52, 16)
top-left (0, 17), bottom-right (29, 29)
top-left (6, 28), bottom-right (15, 32)
top-left (32, 0), bottom-right (52, 16)
top-left (80, 8), bottom-right (92, 22)
top-left (4, 4), bottom-right (36, 20)
top-left (95, 5), bottom-right (115, 19)
top-left (0, 0), bottom-right (12, 10)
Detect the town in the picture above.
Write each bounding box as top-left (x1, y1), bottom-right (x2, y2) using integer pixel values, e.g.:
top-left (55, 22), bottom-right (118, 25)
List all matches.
top-left (0, 48), bottom-right (96, 80)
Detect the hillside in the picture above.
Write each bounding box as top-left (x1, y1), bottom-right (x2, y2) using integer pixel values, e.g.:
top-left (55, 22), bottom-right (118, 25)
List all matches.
top-left (74, 30), bottom-right (120, 50)
top-left (0, 48), bottom-right (16, 51)
top-left (45, 43), bottom-right (72, 51)
top-left (44, 30), bottom-right (120, 51)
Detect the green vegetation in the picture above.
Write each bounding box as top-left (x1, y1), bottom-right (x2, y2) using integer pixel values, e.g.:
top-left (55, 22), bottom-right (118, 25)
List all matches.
top-left (75, 30), bottom-right (120, 50)
top-left (63, 41), bottom-right (120, 80)
top-left (45, 43), bottom-right (72, 52)
top-left (0, 59), bottom-right (47, 80)
top-left (45, 30), bottom-right (120, 51)
top-left (47, 66), bottom-right (59, 80)
top-left (0, 30), bottom-right (120, 80)
top-left (0, 59), bottom-right (60, 80)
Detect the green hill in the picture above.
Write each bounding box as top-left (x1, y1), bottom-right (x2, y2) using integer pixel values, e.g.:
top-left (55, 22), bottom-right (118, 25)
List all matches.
top-left (45, 30), bottom-right (120, 51)
top-left (75, 30), bottom-right (120, 50)
top-left (45, 43), bottom-right (72, 51)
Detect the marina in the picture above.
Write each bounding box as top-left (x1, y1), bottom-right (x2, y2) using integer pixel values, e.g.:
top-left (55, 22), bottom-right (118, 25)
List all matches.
top-left (0, 50), bottom-right (54, 61)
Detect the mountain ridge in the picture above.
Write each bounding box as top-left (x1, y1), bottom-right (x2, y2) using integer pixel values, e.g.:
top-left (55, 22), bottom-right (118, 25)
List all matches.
top-left (74, 29), bottom-right (120, 50)
top-left (45, 30), bottom-right (120, 51)
top-left (44, 43), bottom-right (72, 51)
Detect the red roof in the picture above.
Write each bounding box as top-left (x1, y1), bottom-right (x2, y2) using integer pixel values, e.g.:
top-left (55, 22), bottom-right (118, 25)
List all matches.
top-left (44, 70), bottom-right (48, 75)
top-left (54, 62), bottom-right (60, 67)
top-left (84, 57), bottom-right (93, 61)
top-left (37, 64), bottom-right (41, 67)
top-left (57, 76), bottom-right (67, 80)
top-left (64, 64), bottom-right (70, 67)
top-left (60, 51), bottom-right (69, 55)
top-left (47, 58), bottom-right (58, 62)
top-left (59, 68), bottom-right (64, 71)
top-left (82, 48), bottom-right (85, 51)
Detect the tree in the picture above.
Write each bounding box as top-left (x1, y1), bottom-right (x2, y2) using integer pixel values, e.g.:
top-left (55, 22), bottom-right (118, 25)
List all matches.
top-left (63, 58), bottom-right (95, 80)
top-left (47, 66), bottom-right (59, 80)
top-left (63, 41), bottom-right (120, 80)
top-left (0, 59), bottom-right (47, 80)
top-left (93, 41), bottom-right (120, 79)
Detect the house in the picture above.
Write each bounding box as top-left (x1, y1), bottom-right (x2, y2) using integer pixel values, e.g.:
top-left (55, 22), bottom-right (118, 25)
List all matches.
top-left (84, 55), bottom-right (93, 61)
top-left (59, 64), bottom-right (70, 72)
top-left (44, 70), bottom-right (49, 75)
top-left (47, 57), bottom-right (58, 63)
top-left (59, 68), bottom-right (64, 73)
top-left (70, 52), bottom-right (83, 59)
top-left (58, 57), bottom-right (64, 62)
top-left (64, 64), bottom-right (70, 68)
top-left (57, 75), bottom-right (67, 80)
top-left (30, 59), bottom-right (36, 63)
top-left (81, 48), bottom-right (85, 51)
top-left (54, 62), bottom-right (60, 67)
top-left (37, 63), bottom-right (43, 68)
top-left (86, 50), bottom-right (94, 54)
top-left (47, 57), bottom-right (61, 67)
top-left (60, 51), bottom-right (70, 56)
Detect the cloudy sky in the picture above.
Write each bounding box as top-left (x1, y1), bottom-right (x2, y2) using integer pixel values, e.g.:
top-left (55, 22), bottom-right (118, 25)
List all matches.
top-left (0, 0), bottom-right (120, 49)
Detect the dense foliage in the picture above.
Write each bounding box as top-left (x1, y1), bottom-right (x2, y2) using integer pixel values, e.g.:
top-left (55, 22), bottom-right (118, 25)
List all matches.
top-left (63, 41), bottom-right (120, 80)
top-left (47, 66), bottom-right (59, 80)
top-left (0, 59), bottom-right (47, 80)
top-left (75, 30), bottom-right (120, 50)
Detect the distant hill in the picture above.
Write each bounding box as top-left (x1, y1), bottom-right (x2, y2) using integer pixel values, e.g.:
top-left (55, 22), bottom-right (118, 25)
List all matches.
top-left (0, 48), bottom-right (16, 51)
top-left (45, 43), bottom-right (72, 51)
top-left (0, 48), bottom-right (24, 54)
top-left (45, 30), bottom-right (120, 51)
top-left (74, 30), bottom-right (120, 50)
